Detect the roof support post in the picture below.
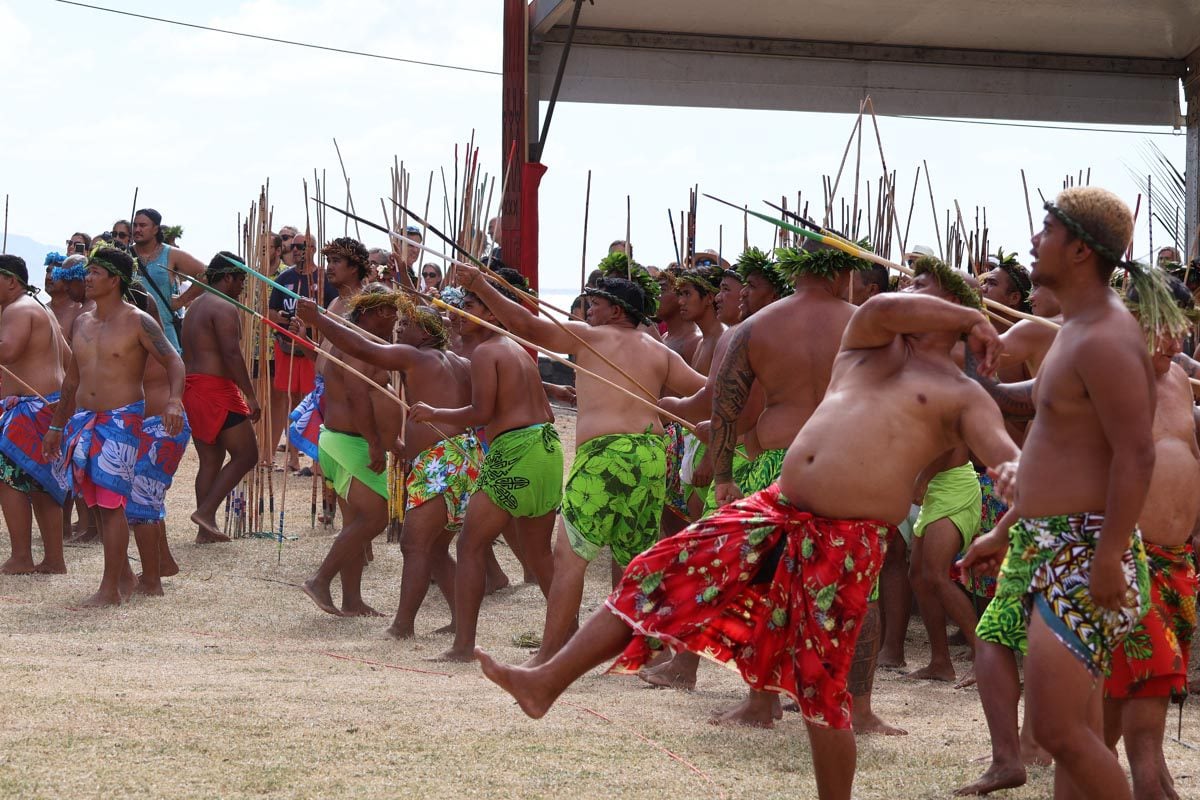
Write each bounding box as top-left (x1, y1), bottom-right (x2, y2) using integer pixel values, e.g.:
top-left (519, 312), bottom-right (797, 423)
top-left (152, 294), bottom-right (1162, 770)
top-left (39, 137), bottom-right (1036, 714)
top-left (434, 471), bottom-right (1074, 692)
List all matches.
top-left (1186, 50), bottom-right (1199, 261)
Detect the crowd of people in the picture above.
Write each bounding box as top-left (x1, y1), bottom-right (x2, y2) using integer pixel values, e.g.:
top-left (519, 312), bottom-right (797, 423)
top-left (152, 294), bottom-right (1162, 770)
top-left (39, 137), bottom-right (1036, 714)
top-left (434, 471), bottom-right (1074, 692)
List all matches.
top-left (1, 186), bottom-right (1198, 799)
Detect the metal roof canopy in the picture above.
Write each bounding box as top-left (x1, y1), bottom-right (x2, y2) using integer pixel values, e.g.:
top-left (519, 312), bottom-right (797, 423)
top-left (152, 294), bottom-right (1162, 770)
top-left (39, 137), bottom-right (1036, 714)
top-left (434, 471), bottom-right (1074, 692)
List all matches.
top-left (525, 0), bottom-right (1200, 255)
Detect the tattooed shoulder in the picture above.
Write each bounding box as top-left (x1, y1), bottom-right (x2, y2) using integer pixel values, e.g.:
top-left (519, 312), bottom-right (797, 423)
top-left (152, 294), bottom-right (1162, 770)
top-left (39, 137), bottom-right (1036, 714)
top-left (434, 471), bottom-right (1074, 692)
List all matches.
top-left (139, 312), bottom-right (174, 357)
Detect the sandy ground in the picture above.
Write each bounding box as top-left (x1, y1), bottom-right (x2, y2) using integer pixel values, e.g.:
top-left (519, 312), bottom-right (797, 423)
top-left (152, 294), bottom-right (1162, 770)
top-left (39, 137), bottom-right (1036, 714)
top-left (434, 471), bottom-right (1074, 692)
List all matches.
top-left (1, 411), bottom-right (1197, 799)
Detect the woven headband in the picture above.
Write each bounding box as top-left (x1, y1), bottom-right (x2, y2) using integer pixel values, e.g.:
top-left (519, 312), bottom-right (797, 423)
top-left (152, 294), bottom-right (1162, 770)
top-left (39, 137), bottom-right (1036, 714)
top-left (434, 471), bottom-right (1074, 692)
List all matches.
top-left (674, 271), bottom-right (719, 295)
top-left (1043, 201), bottom-right (1138, 275)
top-left (584, 287), bottom-right (648, 325)
top-left (88, 255), bottom-right (131, 288)
top-left (207, 253), bottom-right (247, 279)
top-left (0, 268), bottom-right (36, 295)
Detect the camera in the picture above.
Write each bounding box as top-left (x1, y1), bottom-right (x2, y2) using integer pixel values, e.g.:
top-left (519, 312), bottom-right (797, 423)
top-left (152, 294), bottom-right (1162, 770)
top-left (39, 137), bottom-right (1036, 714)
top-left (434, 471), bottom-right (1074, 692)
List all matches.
top-left (73, 242), bottom-right (86, 254)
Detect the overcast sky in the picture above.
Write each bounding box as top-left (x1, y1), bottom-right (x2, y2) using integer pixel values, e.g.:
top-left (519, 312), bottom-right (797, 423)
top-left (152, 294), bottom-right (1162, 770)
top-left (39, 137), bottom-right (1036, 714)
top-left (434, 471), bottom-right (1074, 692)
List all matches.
top-left (1, 0), bottom-right (1189, 293)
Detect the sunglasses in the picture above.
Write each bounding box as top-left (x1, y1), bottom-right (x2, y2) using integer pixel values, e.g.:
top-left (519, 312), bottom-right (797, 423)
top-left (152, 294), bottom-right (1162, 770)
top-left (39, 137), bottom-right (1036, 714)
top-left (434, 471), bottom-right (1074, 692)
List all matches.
top-left (292, 244), bottom-right (307, 251)
top-left (422, 272), bottom-right (438, 279)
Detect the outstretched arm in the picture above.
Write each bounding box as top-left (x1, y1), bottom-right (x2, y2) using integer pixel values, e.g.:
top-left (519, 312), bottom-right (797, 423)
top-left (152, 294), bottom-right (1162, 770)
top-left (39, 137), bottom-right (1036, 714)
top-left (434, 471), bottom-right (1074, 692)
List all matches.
top-left (169, 248), bottom-right (209, 309)
top-left (296, 298), bottom-right (418, 372)
top-left (457, 262), bottom-right (585, 354)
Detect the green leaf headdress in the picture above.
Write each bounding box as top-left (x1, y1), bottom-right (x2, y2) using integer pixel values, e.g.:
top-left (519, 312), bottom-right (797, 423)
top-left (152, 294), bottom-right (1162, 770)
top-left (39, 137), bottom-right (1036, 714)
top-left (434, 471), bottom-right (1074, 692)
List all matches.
top-left (775, 239), bottom-right (871, 281)
top-left (735, 246), bottom-right (792, 297)
top-left (599, 253), bottom-right (661, 319)
top-left (911, 255), bottom-right (984, 311)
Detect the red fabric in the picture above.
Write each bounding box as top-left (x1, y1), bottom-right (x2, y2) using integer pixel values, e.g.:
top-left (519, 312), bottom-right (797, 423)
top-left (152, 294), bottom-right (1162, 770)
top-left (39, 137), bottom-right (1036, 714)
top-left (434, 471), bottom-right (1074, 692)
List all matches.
top-left (1104, 541), bottom-right (1197, 700)
top-left (272, 342), bottom-right (316, 395)
top-left (183, 373), bottom-right (252, 446)
top-left (606, 484), bottom-right (891, 729)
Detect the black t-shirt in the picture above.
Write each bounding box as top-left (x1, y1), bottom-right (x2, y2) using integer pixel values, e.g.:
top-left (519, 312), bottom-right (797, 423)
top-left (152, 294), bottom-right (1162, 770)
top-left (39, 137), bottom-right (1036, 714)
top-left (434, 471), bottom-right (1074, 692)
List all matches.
top-left (269, 267), bottom-right (337, 354)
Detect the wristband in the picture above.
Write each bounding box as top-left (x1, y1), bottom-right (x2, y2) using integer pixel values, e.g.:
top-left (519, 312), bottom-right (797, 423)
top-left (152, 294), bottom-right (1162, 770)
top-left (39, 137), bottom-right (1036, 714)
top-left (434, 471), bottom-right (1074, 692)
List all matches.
top-left (48, 425), bottom-right (63, 432)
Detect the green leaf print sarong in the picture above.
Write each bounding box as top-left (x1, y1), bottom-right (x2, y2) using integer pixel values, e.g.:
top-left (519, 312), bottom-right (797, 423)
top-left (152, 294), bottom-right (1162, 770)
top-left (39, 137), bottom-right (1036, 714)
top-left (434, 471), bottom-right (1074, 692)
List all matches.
top-left (562, 432), bottom-right (666, 566)
top-left (734, 448), bottom-right (787, 496)
top-left (477, 423), bottom-right (564, 518)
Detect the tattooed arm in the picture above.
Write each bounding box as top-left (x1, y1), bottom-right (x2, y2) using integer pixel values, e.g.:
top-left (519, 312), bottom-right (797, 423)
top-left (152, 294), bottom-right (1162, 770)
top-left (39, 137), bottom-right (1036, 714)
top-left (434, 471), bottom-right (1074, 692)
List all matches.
top-left (138, 311), bottom-right (186, 435)
top-left (1172, 353), bottom-right (1200, 401)
top-left (710, 322), bottom-right (756, 503)
top-left (963, 346), bottom-right (1037, 420)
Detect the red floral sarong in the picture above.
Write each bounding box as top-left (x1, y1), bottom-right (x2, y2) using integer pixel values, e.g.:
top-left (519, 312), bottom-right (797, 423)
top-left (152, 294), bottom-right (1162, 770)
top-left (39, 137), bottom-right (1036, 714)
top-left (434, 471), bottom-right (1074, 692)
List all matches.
top-left (1104, 541), bottom-right (1197, 700)
top-left (606, 484), bottom-right (891, 729)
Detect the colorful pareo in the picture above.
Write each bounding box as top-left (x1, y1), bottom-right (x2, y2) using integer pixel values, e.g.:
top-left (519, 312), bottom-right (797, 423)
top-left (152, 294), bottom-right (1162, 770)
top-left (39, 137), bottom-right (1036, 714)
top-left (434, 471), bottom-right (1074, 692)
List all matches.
top-left (1105, 541), bottom-right (1197, 700)
top-left (733, 448), bottom-right (787, 496)
top-left (404, 431), bottom-right (484, 531)
top-left (562, 432), bottom-right (666, 566)
top-left (287, 375), bottom-right (325, 461)
top-left (0, 392), bottom-right (69, 503)
top-left (606, 484), bottom-right (891, 730)
top-left (63, 401), bottom-right (145, 509)
top-left (318, 427), bottom-right (391, 502)
top-left (974, 518), bottom-right (1047, 654)
top-left (127, 414), bottom-right (192, 525)
top-left (476, 423), bottom-right (563, 518)
top-left (1025, 513), bottom-right (1150, 677)
top-left (663, 422), bottom-right (687, 515)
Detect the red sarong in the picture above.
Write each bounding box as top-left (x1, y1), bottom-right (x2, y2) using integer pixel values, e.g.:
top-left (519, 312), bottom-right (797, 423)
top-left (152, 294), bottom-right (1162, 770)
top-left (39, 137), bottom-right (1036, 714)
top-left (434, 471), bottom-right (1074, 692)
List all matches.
top-left (606, 484), bottom-right (891, 729)
top-left (1105, 541), bottom-right (1197, 700)
top-left (183, 373), bottom-right (251, 446)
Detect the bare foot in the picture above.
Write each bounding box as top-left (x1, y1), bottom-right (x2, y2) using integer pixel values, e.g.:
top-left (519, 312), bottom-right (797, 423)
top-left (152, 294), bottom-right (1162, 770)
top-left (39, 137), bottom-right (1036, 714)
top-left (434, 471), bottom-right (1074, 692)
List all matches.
top-left (877, 648), bottom-right (906, 670)
top-left (1020, 742), bottom-right (1052, 767)
top-left (904, 663), bottom-right (956, 682)
top-left (340, 601), bottom-right (384, 618)
top-left (33, 561), bottom-right (67, 575)
top-left (432, 622), bottom-right (456, 634)
top-left (954, 764), bottom-right (1027, 796)
top-left (638, 660), bottom-right (696, 691)
top-left (384, 623), bottom-right (414, 640)
top-left (485, 574), bottom-right (511, 595)
top-left (80, 588), bottom-right (122, 608)
top-left (191, 512), bottom-right (231, 544)
top-left (118, 570), bottom-right (137, 602)
top-left (67, 528), bottom-right (100, 545)
top-left (430, 646), bottom-right (475, 663)
top-left (476, 647), bottom-right (556, 719)
top-left (709, 696), bottom-right (777, 729)
top-left (954, 667), bottom-right (977, 689)
top-left (0, 557), bottom-right (37, 575)
top-left (159, 557), bottom-right (179, 578)
top-left (134, 576), bottom-right (164, 597)
top-left (301, 579), bottom-right (343, 616)
top-left (852, 710), bottom-right (908, 736)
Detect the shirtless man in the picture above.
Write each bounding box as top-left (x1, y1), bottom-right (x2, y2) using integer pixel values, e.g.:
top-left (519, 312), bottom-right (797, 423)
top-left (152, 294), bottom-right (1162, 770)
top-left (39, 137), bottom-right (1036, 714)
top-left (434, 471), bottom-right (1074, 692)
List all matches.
top-left (297, 290), bottom-right (477, 626)
top-left (181, 253), bottom-right (261, 544)
top-left (705, 242), bottom-right (862, 726)
top-left (297, 267), bottom-right (397, 617)
top-left (454, 268), bottom-right (704, 664)
top-left (1101, 277), bottom-right (1199, 800)
top-left (902, 262), bottom-right (988, 684)
top-left (961, 187), bottom-right (1163, 800)
top-left (41, 248), bottom-right (186, 607)
top-left (476, 288), bottom-right (1018, 800)
top-left (655, 266), bottom-right (700, 360)
top-left (45, 253), bottom-right (85, 335)
top-left (673, 265), bottom-right (727, 517)
top-left (408, 278), bottom-right (564, 662)
top-left (0, 255), bottom-right (70, 575)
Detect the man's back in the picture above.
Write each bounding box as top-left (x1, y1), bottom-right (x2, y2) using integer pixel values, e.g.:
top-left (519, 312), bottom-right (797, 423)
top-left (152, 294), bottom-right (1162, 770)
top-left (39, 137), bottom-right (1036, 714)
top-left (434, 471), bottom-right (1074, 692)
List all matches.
top-left (744, 288), bottom-right (857, 450)
top-left (573, 324), bottom-right (683, 442)
top-left (1140, 362), bottom-right (1199, 545)
top-left (1, 296), bottom-right (66, 399)
top-left (181, 293), bottom-right (238, 379)
top-left (401, 347), bottom-right (472, 457)
top-left (478, 335), bottom-right (552, 440)
top-left (1019, 295), bottom-right (1154, 517)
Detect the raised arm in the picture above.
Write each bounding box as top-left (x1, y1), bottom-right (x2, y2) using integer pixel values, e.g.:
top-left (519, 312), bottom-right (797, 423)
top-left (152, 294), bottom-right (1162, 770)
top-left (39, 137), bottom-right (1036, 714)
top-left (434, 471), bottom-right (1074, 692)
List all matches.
top-left (296, 298), bottom-right (418, 372)
top-left (842, 294), bottom-right (997, 365)
top-left (458, 263), bottom-right (585, 354)
top-left (138, 311), bottom-right (186, 435)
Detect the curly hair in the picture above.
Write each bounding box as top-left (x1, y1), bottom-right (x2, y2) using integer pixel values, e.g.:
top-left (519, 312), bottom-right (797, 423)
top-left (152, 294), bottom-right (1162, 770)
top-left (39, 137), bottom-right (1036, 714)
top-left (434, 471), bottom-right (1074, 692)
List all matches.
top-left (322, 237), bottom-right (371, 279)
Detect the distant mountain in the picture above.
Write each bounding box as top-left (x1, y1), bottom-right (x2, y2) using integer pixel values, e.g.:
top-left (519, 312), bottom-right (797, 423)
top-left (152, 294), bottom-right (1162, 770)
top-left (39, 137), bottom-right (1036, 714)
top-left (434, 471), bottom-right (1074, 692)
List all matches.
top-left (2, 234), bottom-right (58, 299)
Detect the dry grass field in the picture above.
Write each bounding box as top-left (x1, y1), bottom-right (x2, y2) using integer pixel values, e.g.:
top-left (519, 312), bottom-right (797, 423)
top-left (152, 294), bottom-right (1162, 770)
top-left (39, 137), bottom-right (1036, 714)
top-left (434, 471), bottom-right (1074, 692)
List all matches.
top-left (0, 413), bottom-right (1196, 799)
